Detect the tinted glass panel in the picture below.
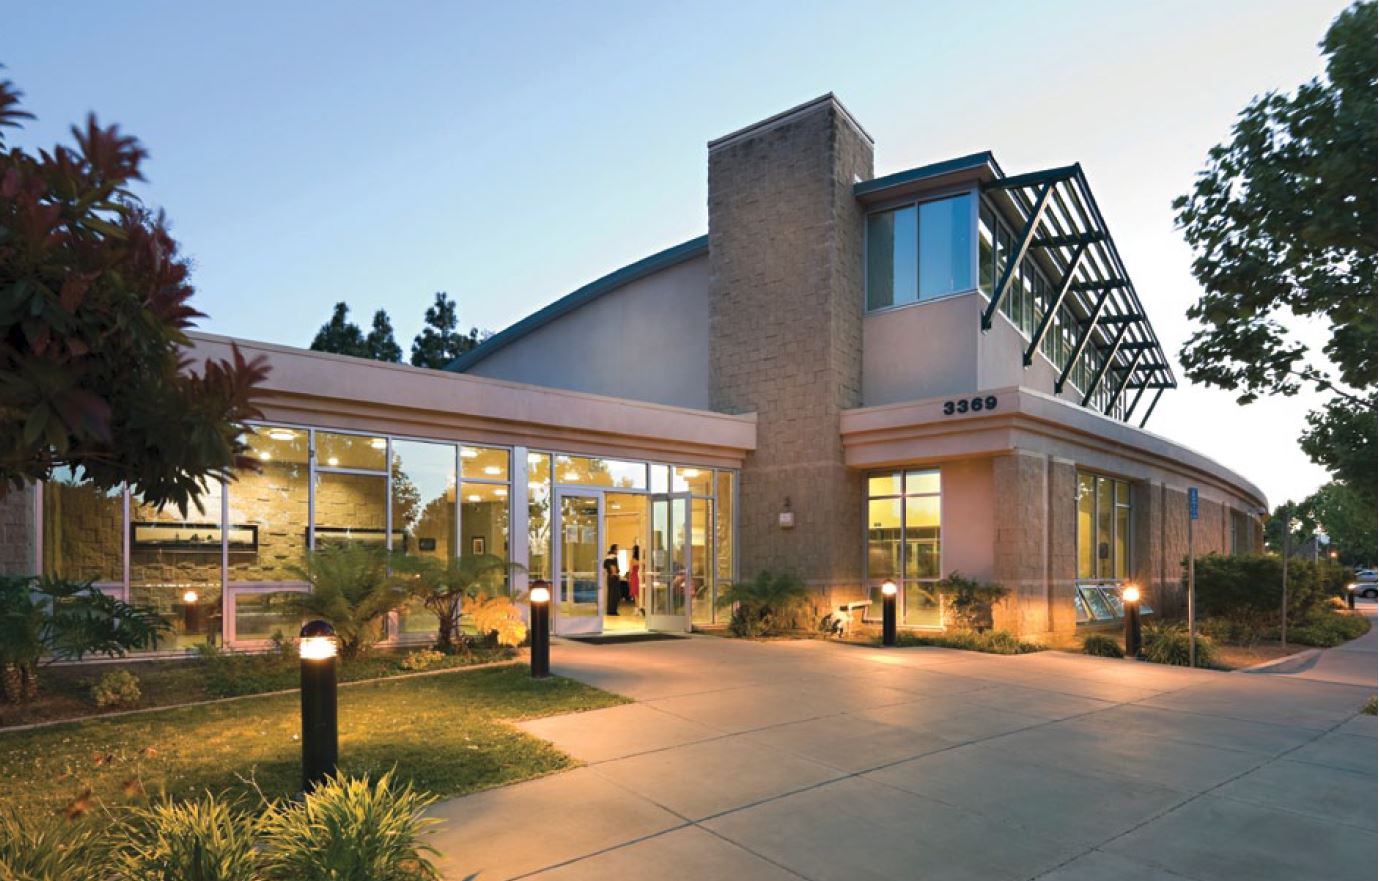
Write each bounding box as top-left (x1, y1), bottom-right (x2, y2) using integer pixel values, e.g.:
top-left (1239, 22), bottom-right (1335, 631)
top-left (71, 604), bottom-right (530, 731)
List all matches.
top-left (317, 432), bottom-right (386, 471)
top-left (866, 206), bottom-right (918, 310)
top-left (919, 195), bottom-right (973, 300)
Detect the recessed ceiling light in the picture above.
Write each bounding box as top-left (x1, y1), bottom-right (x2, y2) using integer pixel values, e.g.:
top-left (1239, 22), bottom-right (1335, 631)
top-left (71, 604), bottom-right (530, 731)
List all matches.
top-left (267, 430), bottom-right (295, 441)
top-left (370, 438), bottom-right (386, 450)
top-left (682, 468), bottom-right (701, 478)
top-left (494, 488), bottom-right (507, 497)
top-left (563, 472), bottom-right (580, 481)
top-left (258, 451), bottom-right (272, 461)
top-left (483, 466), bottom-right (501, 476)
top-left (467, 494), bottom-right (482, 502)
top-left (327, 456), bottom-right (340, 467)
top-left (461, 448), bottom-right (479, 458)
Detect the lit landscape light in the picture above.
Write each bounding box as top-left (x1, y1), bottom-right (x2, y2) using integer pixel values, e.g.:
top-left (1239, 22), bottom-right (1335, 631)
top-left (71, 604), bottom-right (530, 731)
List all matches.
top-left (1122, 585), bottom-right (1140, 603)
top-left (300, 633), bottom-right (338, 660)
top-left (182, 589), bottom-right (199, 604)
top-left (881, 581), bottom-right (898, 596)
top-left (530, 586), bottom-right (551, 603)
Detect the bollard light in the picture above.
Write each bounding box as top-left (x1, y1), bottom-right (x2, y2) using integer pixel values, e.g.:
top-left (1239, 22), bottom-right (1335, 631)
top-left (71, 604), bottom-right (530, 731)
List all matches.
top-left (1122, 584), bottom-right (1142, 658)
top-left (529, 585), bottom-right (551, 679)
top-left (881, 581), bottom-right (898, 647)
top-left (298, 620), bottom-right (339, 792)
top-left (1347, 583), bottom-right (1357, 611)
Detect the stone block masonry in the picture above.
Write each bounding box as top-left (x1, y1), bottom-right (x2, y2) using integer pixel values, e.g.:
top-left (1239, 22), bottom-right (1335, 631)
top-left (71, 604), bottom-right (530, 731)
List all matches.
top-left (707, 96), bottom-right (873, 604)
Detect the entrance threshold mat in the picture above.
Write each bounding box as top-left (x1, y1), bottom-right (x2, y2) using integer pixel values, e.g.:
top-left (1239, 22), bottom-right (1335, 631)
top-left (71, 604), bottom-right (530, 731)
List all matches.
top-left (564, 633), bottom-right (689, 645)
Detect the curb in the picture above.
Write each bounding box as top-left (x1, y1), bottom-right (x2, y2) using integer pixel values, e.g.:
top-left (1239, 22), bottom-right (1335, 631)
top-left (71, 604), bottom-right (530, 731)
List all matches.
top-left (1237, 647), bottom-right (1322, 674)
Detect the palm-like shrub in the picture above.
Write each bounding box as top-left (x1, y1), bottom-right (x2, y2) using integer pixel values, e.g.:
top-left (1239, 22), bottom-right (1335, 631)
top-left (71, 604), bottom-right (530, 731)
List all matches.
top-left (107, 794), bottom-right (262, 881)
top-left (716, 571), bottom-right (810, 637)
top-left (1081, 633), bottom-right (1125, 658)
top-left (259, 772), bottom-right (439, 881)
top-left (0, 575), bottom-right (167, 703)
top-left (393, 553), bottom-right (524, 652)
top-left (1142, 622), bottom-right (1215, 667)
top-left (287, 544), bottom-right (409, 658)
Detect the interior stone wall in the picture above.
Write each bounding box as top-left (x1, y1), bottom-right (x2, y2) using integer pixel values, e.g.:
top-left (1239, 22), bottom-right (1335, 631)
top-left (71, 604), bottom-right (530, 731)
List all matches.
top-left (0, 484), bottom-right (36, 576)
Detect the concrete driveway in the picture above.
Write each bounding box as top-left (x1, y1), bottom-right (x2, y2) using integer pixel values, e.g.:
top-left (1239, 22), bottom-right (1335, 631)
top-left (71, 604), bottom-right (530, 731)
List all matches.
top-left (430, 628), bottom-right (1377, 881)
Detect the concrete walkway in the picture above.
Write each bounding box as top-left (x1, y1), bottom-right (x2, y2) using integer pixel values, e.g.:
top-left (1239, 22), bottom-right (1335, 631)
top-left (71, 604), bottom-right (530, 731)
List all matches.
top-left (429, 631), bottom-right (1377, 881)
top-left (1243, 601), bottom-right (1377, 687)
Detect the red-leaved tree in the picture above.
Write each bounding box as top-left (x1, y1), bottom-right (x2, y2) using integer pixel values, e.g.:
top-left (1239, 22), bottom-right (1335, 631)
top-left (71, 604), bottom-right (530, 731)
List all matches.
top-left (0, 73), bottom-right (268, 513)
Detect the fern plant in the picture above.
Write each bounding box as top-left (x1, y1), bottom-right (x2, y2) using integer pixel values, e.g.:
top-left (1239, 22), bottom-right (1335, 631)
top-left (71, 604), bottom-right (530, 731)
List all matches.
top-left (1081, 633), bottom-right (1125, 658)
top-left (258, 772), bottom-right (440, 881)
top-left (287, 544), bottom-right (409, 658)
top-left (935, 572), bottom-right (1008, 631)
top-left (1142, 622), bottom-right (1215, 667)
top-left (392, 553), bottom-right (524, 652)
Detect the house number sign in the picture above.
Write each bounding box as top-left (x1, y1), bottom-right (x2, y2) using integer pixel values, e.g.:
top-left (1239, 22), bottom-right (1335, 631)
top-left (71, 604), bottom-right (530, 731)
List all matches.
top-left (942, 395), bottom-right (998, 416)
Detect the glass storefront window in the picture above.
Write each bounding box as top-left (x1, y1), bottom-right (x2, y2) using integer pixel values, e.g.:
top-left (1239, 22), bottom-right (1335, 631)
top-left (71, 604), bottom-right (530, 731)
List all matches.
top-left (1076, 471), bottom-right (1133, 587)
top-left (230, 426), bottom-right (309, 585)
top-left (918, 194), bottom-right (973, 300)
top-left (42, 467), bottom-right (124, 585)
top-left (392, 440), bottom-right (456, 562)
top-left (555, 455), bottom-right (646, 489)
top-left (527, 453), bottom-right (552, 585)
top-left (672, 466), bottom-right (713, 495)
top-left (315, 472), bottom-right (389, 547)
top-left (866, 205), bottom-right (918, 310)
top-left (867, 468), bottom-right (942, 626)
top-left (461, 445), bottom-right (509, 481)
top-left (317, 431), bottom-right (387, 471)
top-left (867, 194), bottom-right (975, 311)
top-left (690, 498), bottom-right (712, 625)
top-left (714, 470), bottom-right (734, 586)
top-left (461, 481), bottom-right (509, 591)
top-left (129, 481), bottom-right (224, 650)
top-left (231, 589), bottom-right (304, 644)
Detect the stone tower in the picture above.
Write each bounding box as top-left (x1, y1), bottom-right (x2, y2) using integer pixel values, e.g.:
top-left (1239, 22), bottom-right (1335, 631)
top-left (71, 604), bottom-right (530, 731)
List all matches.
top-left (707, 94), bottom-right (874, 604)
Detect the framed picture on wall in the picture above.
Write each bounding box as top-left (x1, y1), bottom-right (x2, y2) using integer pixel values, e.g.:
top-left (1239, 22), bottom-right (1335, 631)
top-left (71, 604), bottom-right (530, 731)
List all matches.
top-left (471, 537), bottom-right (486, 555)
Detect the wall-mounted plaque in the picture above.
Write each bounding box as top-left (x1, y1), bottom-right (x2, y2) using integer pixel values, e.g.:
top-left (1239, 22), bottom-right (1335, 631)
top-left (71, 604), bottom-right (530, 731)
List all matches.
top-left (310, 527), bottom-right (407, 550)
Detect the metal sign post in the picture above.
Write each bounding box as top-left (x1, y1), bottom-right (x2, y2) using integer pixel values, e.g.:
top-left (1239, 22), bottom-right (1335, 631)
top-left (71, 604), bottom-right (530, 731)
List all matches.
top-left (1187, 487), bottom-right (1198, 668)
top-left (1281, 502), bottom-right (1290, 649)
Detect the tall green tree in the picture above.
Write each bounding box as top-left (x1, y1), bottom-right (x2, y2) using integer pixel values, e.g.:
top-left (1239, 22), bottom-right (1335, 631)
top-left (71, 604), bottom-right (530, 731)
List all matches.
top-left (364, 309), bottom-right (402, 362)
top-left (309, 302), bottom-right (368, 358)
top-left (0, 76), bottom-right (267, 513)
top-left (1267, 482), bottom-right (1377, 565)
top-left (410, 292), bottom-right (479, 369)
top-left (1174, 0), bottom-right (1376, 505)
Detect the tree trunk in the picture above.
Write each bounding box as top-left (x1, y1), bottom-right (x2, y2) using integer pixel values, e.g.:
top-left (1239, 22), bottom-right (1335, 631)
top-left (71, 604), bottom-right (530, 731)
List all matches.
top-left (1, 663), bottom-right (24, 704)
top-left (21, 664), bottom-right (37, 701)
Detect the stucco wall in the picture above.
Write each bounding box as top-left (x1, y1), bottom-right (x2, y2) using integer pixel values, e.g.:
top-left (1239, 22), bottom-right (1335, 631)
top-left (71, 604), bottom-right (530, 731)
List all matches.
top-left (466, 255), bottom-right (711, 409)
top-left (862, 291), bottom-right (1083, 407)
top-left (939, 458), bottom-right (994, 583)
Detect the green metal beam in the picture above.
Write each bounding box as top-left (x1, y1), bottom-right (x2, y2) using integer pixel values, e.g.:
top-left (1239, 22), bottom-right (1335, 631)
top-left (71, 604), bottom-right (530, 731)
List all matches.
top-left (982, 181), bottom-right (1053, 331)
top-left (1138, 387), bottom-right (1165, 429)
top-left (1032, 232), bottom-right (1106, 249)
top-left (1099, 313), bottom-right (1145, 325)
top-left (982, 164), bottom-right (1079, 192)
top-left (1024, 242), bottom-right (1088, 366)
top-left (1104, 349), bottom-right (1145, 415)
top-left (1080, 322), bottom-right (1130, 407)
top-left (1069, 279), bottom-right (1129, 292)
top-left (1054, 288), bottom-right (1112, 393)
top-left (1124, 381), bottom-right (1150, 422)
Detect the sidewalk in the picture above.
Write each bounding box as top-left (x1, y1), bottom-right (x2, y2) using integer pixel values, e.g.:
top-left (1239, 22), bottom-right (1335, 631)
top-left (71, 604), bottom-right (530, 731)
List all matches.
top-left (1244, 602), bottom-right (1377, 688)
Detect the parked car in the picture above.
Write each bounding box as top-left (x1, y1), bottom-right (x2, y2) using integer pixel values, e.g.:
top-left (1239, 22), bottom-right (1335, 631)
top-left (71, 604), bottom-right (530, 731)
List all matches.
top-left (1350, 570), bottom-right (1377, 599)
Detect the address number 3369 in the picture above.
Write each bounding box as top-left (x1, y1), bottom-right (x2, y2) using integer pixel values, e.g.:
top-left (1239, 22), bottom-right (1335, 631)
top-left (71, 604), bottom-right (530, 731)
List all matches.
top-left (942, 396), bottom-right (998, 416)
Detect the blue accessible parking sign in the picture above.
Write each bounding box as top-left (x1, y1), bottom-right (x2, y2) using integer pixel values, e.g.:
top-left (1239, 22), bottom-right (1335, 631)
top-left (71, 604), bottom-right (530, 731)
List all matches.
top-left (1188, 487), bottom-right (1199, 520)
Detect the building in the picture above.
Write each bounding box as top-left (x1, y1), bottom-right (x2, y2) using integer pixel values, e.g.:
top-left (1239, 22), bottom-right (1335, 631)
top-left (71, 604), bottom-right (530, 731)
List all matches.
top-left (0, 94), bottom-right (1265, 651)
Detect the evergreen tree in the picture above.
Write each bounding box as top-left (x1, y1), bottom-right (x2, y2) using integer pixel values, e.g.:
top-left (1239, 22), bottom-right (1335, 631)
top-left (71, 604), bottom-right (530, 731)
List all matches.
top-left (410, 292), bottom-right (479, 369)
top-left (364, 309), bottom-right (402, 362)
top-left (309, 302), bottom-right (368, 358)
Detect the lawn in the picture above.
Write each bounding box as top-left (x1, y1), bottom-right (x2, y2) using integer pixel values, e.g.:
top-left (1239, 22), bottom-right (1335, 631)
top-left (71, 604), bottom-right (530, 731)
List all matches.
top-left (0, 644), bottom-right (516, 729)
top-left (0, 664), bottom-right (626, 824)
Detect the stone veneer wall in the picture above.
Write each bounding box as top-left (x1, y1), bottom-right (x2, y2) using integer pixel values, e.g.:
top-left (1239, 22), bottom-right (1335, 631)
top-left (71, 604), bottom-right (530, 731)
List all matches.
top-left (0, 484), bottom-right (36, 576)
top-left (707, 98), bottom-right (874, 606)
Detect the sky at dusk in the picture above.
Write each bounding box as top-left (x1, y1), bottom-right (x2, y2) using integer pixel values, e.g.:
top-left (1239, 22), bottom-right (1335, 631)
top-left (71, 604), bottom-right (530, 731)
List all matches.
top-left (4, 0), bottom-right (1351, 506)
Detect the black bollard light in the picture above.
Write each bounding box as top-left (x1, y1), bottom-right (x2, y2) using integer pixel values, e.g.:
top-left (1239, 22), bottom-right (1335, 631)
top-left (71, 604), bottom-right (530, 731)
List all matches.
top-left (1122, 584), bottom-right (1142, 658)
top-left (881, 581), bottom-right (898, 647)
top-left (529, 585), bottom-right (551, 679)
top-left (181, 589), bottom-right (201, 635)
top-left (1347, 583), bottom-right (1356, 610)
top-left (299, 619), bottom-right (339, 792)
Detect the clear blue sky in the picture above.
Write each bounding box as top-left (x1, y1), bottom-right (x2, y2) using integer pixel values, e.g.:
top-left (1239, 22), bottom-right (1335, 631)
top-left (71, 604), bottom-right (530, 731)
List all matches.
top-left (5, 0), bottom-right (1348, 505)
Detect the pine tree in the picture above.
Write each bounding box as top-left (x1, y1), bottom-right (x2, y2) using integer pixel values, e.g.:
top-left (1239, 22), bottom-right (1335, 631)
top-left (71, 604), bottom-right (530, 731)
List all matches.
top-left (364, 310), bottom-right (403, 362)
top-left (309, 302), bottom-right (368, 358)
top-left (410, 292), bottom-right (479, 369)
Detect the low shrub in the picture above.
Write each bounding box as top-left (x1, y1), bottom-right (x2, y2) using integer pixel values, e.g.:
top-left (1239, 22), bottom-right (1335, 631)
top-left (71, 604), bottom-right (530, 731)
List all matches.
top-left (0, 810), bottom-right (99, 881)
top-left (1142, 622), bottom-right (1215, 667)
top-left (400, 649), bottom-right (446, 671)
top-left (91, 669), bottom-right (143, 708)
top-left (1192, 553), bottom-right (1352, 627)
top-left (108, 792), bottom-right (262, 881)
top-left (0, 774), bottom-right (438, 881)
top-left (935, 572), bottom-right (1008, 631)
top-left (717, 571), bottom-right (811, 638)
top-left (1199, 616), bottom-right (1269, 647)
top-left (259, 772), bottom-right (440, 881)
top-left (1081, 633), bottom-right (1124, 658)
top-left (1288, 612), bottom-right (1370, 647)
top-left (894, 629), bottom-right (1044, 655)
top-left (1363, 695), bottom-right (1376, 716)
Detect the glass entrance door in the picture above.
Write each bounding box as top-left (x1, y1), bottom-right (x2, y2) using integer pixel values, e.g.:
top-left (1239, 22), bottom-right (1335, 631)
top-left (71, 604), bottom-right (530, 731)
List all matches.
top-left (553, 490), bottom-right (603, 635)
top-left (647, 494), bottom-right (692, 632)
